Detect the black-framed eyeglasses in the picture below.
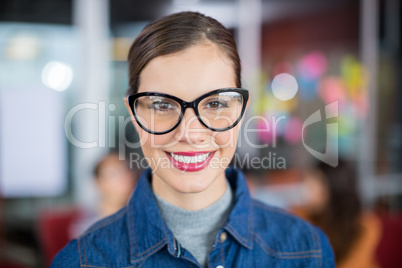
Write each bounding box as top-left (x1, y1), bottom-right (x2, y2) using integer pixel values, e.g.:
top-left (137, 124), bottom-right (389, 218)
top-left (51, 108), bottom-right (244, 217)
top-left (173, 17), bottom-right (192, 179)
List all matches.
top-left (127, 88), bottom-right (249, 135)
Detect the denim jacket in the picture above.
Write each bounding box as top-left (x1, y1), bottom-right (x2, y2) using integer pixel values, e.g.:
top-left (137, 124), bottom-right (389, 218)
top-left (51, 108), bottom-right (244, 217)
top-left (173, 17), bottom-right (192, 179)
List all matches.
top-left (52, 167), bottom-right (335, 268)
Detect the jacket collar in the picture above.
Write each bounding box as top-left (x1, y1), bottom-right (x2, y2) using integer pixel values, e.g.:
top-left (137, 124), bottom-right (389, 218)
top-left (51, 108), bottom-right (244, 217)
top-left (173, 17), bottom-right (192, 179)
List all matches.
top-left (224, 167), bottom-right (254, 249)
top-left (127, 167), bottom-right (254, 264)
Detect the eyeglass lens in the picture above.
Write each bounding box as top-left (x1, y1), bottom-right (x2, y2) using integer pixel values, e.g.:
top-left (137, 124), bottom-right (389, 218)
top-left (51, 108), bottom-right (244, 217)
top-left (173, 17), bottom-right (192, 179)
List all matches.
top-left (133, 91), bottom-right (244, 133)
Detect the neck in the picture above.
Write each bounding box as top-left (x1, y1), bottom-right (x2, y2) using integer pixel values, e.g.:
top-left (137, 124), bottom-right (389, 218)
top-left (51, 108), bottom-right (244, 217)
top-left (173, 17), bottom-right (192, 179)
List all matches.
top-left (152, 173), bottom-right (227, 211)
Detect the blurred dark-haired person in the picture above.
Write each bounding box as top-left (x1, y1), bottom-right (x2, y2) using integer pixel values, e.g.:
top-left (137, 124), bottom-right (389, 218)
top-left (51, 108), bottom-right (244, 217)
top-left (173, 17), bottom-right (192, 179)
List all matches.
top-left (69, 152), bottom-right (137, 238)
top-left (52, 12), bottom-right (334, 267)
top-left (300, 160), bottom-right (381, 268)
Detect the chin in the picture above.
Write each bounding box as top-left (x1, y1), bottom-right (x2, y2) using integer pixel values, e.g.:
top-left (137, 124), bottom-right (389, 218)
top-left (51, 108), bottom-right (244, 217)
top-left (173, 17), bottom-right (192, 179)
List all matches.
top-left (157, 164), bottom-right (224, 194)
top-left (173, 183), bottom-right (209, 194)
top-left (173, 169), bottom-right (217, 192)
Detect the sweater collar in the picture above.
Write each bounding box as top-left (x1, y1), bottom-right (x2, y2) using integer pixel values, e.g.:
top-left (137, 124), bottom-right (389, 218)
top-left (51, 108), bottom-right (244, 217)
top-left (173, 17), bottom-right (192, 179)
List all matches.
top-left (127, 167), bottom-right (254, 264)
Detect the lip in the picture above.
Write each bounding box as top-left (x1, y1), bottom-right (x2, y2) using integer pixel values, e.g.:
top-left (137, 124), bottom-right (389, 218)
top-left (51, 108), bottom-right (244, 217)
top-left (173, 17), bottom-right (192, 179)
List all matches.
top-left (165, 151), bottom-right (215, 172)
top-left (167, 151), bottom-right (213, 156)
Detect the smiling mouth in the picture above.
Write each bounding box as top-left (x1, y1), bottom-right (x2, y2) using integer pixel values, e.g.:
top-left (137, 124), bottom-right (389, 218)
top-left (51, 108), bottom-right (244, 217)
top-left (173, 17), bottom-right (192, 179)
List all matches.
top-left (165, 151), bottom-right (215, 172)
top-left (169, 152), bottom-right (211, 164)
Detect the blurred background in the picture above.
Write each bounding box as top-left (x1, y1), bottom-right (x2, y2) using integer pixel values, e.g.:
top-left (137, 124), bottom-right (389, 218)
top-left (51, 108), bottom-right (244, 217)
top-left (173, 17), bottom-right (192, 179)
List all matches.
top-left (0, 0), bottom-right (401, 267)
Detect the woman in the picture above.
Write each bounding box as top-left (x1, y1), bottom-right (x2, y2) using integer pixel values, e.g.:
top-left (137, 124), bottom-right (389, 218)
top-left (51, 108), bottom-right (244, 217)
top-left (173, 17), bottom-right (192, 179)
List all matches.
top-left (69, 152), bottom-right (138, 239)
top-left (52, 12), bottom-right (334, 267)
top-left (304, 161), bottom-right (381, 268)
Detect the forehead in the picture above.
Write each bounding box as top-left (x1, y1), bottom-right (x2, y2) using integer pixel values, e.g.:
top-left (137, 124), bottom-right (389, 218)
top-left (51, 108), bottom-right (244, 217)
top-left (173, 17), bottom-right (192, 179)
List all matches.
top-left (138, 43), bottom-right (236, 101)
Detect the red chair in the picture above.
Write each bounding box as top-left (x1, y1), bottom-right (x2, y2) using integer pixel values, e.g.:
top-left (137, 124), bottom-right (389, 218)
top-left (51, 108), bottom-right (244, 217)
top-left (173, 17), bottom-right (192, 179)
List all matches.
top-left (375, 213), bottom-right (402, 268)
top-left (0, 261), bottom-right (26, 268)
top-left (37, 207), bottom-right (82, 267)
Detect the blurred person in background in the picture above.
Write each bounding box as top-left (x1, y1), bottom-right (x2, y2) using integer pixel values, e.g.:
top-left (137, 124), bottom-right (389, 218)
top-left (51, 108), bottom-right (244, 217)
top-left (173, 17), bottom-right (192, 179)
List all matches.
top-left (69, 152), bottom-right (137, 238)
top-left (299, 160), bottom-right (382, 268)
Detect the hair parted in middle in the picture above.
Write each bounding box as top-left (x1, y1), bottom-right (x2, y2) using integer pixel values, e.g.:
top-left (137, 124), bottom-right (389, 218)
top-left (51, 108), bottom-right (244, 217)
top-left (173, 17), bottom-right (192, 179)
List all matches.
top-left (127, 11), bottom-right (241, 95)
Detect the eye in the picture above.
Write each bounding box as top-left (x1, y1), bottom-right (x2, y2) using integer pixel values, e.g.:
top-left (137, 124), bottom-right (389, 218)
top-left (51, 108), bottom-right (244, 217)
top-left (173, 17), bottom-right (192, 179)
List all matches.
top-left (150, 101), bottom-right (175, 111)
top-left (205, 100), bottom-right (228, 109)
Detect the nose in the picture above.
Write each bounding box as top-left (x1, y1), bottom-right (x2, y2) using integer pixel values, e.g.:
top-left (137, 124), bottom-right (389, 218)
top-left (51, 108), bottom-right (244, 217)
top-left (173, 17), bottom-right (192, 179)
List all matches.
top-left (174, 108), bottom-right (210, 145)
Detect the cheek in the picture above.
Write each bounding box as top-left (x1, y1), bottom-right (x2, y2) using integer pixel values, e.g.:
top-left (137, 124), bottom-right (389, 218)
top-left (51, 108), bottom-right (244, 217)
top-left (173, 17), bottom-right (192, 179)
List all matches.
top-left (212, 130), bottom-right (238, 168)
top-left (212, 128), bottom-right (239, 150)
top-left (139, 130), bottom-right (176, 156)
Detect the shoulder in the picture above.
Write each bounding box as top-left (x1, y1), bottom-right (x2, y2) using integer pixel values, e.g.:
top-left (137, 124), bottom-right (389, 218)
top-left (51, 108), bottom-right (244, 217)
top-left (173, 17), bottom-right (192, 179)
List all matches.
top-left (51, 239), bottom-right (80, 267)
top-left (357, 211), bottom-right (382, 251)
top-left (251, 199), bottom-right (335, 266)
top-left (51, 206), bottom-right (131, 267)
top-left (252, 199), bottom-right (316, 239)
top-left (337, 212), bottom-right (382, 268)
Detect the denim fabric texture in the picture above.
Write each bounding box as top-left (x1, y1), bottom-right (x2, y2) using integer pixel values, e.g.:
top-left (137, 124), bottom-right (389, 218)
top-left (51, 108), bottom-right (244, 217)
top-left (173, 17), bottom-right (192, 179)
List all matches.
top-left (52, 167), bottom-right (335, 268)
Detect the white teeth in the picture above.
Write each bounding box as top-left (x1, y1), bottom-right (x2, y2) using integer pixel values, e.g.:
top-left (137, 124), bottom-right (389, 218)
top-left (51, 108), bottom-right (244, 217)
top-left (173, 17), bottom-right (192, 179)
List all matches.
top-left (170, 153), bottom-right (210, 164)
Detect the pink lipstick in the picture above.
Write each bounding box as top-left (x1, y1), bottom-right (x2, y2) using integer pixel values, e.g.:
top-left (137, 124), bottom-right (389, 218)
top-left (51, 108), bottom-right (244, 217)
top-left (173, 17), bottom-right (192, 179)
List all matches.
top-left (165, 151), bottom-right (215, 172)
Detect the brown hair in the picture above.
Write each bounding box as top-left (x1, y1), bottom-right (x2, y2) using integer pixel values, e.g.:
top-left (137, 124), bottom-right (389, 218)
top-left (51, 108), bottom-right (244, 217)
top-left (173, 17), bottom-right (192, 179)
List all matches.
top-left (310, 160), bottom-right (362, 264)
top-left (127, 11), bottom-right (241, 95)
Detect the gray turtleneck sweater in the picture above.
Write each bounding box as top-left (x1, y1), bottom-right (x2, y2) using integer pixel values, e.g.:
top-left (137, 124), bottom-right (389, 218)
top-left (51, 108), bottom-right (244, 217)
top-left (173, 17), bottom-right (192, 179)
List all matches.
top-left (154, 182), bottom-right (233, 266)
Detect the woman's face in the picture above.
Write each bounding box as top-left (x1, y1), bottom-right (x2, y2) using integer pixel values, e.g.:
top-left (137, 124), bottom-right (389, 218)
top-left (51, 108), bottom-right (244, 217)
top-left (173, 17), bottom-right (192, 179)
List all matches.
top-left (129, 43), bottom-right (241, 197)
